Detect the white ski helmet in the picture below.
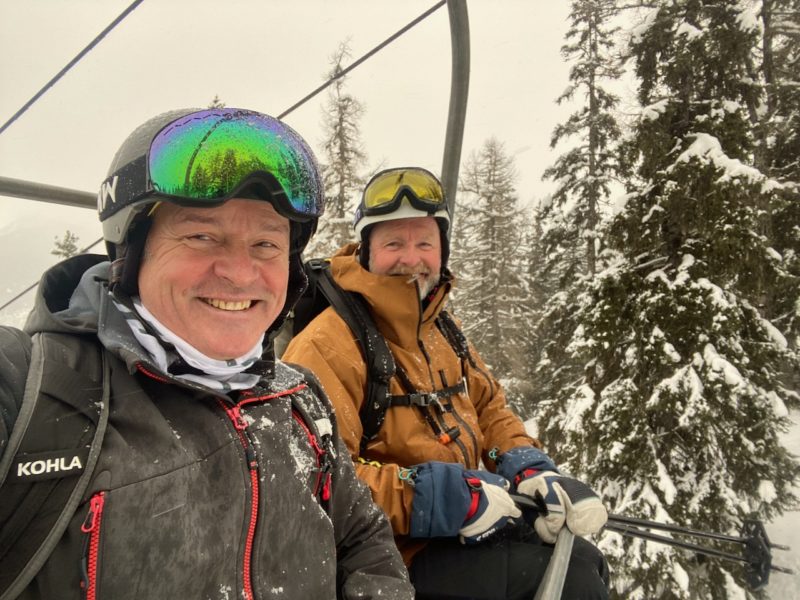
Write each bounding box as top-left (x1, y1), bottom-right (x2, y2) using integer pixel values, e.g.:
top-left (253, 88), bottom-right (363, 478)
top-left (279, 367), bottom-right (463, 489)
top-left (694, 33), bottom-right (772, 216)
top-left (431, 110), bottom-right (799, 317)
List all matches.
top-left (353, 167), bottom-right (451, 269)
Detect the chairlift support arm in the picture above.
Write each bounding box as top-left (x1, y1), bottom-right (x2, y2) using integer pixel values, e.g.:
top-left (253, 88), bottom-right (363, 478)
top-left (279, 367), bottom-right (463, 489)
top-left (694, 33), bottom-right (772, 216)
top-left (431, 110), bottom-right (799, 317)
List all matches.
top-left (0, 175), bottom-right (95, 210)
top-left (441, 0), bottom-right (469, 217)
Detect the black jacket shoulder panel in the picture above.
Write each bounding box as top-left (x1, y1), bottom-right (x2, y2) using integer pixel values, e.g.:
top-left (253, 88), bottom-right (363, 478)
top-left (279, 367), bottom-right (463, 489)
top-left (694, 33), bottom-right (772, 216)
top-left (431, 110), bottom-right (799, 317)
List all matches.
top-left (0, 327), bottom-right (33, 449)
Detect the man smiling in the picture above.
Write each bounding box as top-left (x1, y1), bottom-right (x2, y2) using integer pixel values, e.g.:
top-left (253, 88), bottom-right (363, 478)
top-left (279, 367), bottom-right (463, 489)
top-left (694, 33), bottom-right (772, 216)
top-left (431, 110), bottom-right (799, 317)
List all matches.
top-left (283, 167), bottom-right (609, 599)
top-left (365, 215), bottom-right (441, 299)
top-left (0, 108), bottom-right (412, 599)
top-left (137, 200), bottom-right (291, 360)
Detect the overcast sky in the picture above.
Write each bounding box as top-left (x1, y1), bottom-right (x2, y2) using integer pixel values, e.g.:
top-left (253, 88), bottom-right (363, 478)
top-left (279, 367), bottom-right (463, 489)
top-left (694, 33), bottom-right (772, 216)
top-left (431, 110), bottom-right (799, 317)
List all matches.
top-left (2, 4), bottom-right (799, 589)
top-left (0, 0), bottom-right (578, 321)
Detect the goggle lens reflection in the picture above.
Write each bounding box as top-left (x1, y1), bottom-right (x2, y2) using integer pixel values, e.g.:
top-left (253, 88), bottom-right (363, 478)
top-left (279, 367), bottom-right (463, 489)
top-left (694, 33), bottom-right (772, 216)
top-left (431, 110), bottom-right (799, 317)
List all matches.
top-left (148, 109), bottom-right (322, 217)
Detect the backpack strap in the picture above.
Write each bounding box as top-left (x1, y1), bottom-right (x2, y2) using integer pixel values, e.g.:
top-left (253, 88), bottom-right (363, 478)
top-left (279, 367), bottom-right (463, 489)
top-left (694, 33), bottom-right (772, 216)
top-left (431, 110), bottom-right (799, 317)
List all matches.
top-left (283, 362), bottom-right (337, 513)
top-left (388, 381), bottom-right (466, 408)
top-left (304, 260), bottom-right (396, 453)
top-left (0, 333), bottom-right (110, 600)
top-left (436, 310), bottom-right (474, 364)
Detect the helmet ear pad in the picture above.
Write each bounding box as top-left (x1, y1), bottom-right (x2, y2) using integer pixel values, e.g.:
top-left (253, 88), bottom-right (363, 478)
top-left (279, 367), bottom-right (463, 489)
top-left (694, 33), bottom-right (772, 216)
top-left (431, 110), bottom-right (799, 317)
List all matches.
top-left (110, 216), bottom-right (153, 296)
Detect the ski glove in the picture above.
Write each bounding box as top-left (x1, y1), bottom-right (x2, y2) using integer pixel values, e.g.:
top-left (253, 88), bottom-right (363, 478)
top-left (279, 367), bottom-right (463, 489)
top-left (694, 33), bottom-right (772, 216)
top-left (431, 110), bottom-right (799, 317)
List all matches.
top-left (459, 473), bottom-right (521, 544)
top-left (406, 461), bottom-right (520, 544)
top-left (495, 446), bottom-right (607, 543)
top-left (494, 446), bottom-right (559, 481)
top-left (517, 472), bottom-right (607, 543)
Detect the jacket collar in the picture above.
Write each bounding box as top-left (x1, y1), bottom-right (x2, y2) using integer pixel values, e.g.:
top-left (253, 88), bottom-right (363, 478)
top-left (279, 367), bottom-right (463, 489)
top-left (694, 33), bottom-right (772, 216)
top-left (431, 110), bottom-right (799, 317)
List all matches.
top-left (329, 243), bottom-right (452, 349)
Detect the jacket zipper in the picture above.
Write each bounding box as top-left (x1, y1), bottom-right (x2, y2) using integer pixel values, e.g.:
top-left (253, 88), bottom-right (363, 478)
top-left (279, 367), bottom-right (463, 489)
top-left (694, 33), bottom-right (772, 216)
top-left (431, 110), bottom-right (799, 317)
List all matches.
top-left (137, 364), bottom-right (314, 600)
top-left (415, 338), bottom-right (476, 465)
top-left (81, 491), bottom-right (106, 600)
top-left (216, 383), bottom-right (307, 600)
top-left (220, 402), bottom-right (259, 600)
top-left (438, 369), bottom-right (480, 467)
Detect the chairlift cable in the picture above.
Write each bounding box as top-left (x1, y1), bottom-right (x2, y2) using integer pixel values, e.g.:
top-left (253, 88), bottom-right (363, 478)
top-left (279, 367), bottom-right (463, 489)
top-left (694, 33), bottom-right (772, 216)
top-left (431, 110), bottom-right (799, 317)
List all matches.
top-left (0, 0), bottom-right (449, 314)
top-left (0, 282), bottom-right (38, 314)
top-left (0, 0), bottom-right (145, 137)
top-left (278, 0), bottom-right (446, 119)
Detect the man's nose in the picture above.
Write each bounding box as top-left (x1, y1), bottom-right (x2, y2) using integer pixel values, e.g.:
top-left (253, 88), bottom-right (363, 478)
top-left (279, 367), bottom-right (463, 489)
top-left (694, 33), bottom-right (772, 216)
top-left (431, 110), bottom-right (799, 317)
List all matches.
top-left (213, 243), bottom-right (259, 285)
top-left (397, 246), bottom-right (422, 266)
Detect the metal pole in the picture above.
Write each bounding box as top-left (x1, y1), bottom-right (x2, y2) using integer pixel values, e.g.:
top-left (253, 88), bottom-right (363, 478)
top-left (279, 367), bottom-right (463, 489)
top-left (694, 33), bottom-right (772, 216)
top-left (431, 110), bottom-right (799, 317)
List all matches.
top-left (608, 513), bottom-right (751, 545)
top-left (534, 527), bottom-right (574, 600)
top-left (0, 175), bottom-right (96, 210)
top-left (604, 523), bottom-right (749, 565)
top-left (441, 0), bottom-right (470, 217)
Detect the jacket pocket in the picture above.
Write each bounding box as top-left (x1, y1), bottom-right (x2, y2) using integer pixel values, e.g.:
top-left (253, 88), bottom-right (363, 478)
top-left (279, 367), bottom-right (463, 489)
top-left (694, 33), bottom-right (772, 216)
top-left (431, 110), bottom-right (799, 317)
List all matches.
top-left (80, 491), bottom-right (106, 600)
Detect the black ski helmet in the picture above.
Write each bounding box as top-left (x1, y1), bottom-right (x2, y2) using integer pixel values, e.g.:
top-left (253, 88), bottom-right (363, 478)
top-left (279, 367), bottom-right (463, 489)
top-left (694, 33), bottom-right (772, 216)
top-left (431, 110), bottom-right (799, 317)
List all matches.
top-left (98, 108), bottom-right (324, 319)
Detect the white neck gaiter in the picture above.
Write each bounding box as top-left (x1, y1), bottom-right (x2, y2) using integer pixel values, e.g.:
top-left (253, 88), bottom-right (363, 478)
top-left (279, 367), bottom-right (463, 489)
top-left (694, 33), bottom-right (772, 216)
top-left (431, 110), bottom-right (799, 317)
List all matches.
top-left (123, 297), bottom-right (264, 391)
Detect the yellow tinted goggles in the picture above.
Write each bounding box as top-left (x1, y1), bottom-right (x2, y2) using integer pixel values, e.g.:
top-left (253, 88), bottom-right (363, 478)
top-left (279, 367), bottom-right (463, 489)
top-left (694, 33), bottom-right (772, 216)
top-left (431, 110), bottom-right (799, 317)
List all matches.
top-left (361, 168), bottom-right (446, 216)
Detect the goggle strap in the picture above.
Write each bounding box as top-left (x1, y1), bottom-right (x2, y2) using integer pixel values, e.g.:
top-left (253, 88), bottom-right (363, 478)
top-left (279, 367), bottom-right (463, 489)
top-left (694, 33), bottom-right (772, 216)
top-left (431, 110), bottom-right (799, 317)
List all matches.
top-left (99, 155), bottom-right (150, 221)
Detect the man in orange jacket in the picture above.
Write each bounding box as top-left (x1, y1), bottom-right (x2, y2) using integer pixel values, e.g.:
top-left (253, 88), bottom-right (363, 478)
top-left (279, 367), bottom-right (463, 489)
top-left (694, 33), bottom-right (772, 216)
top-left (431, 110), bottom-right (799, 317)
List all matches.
top-left (283, 167), bottom-right (610, 599)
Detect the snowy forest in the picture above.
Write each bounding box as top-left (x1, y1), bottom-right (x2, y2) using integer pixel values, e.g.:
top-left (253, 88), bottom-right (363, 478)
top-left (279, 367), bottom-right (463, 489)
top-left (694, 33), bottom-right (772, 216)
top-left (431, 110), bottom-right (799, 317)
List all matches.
top-left (300, 1), bottom-right (800, 598)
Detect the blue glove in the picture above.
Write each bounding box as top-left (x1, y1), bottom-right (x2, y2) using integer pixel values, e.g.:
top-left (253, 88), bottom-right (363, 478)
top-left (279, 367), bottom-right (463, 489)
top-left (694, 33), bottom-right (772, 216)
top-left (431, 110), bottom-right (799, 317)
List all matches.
top-left (497, 446), bottom-right (606, 543)
top-left (406, 462), bottom-right (520, 544)
top-left (495, 446), bottom-right (558, 483)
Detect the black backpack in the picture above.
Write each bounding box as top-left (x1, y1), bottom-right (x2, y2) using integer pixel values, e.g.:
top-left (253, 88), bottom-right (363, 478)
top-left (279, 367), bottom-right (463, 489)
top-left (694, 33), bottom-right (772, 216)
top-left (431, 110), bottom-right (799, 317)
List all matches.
top-left (290, 258), bottom-right (473, 452)
top-left (0, 332), bottom-right (109, 600)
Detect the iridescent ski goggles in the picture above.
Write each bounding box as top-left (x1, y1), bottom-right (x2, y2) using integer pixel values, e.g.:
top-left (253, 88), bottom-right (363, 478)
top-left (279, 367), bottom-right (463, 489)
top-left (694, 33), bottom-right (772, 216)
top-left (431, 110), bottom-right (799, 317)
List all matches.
top-left (99, 108), bottom-right (323, 243)
top-left (359, 167), bottom-right (446, 217)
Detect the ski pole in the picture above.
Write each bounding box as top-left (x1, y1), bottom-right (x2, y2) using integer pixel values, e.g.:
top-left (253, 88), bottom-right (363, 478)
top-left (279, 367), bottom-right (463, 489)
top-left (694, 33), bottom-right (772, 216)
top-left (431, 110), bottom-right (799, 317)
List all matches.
top-left (533, 527), bottom-right (574, 600)
top-left (510, 492), bottom-right (794, 590)
top-left (603, 522), bottom-right (753, 565)
top-left (606, 512), bottom-right (791, 549)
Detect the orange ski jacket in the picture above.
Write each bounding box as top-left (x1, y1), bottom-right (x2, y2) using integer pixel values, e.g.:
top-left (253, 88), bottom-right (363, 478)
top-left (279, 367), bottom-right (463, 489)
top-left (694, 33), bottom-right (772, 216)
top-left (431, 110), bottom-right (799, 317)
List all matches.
top-left (283, 244), bottom-right (539, 562)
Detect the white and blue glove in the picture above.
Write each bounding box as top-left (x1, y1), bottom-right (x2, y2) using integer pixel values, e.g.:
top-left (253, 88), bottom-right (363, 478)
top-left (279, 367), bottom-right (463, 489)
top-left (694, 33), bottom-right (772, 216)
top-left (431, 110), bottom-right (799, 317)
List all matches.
top-left (517, 470), bottom-right (607, 543)
top-left (406, 462), bottom-right (521, 545)
top-left (459, 472), bottom-right (521, 544)
top-left (496, 447), bottom-right (607, 543)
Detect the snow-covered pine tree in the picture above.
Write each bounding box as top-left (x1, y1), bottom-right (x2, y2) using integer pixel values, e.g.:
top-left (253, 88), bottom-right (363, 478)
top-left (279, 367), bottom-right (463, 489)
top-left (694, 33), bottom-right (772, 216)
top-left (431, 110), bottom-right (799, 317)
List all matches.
top-left (450, 138), bottom-right (530, 400)
top-left (536, 2), bottom-right (799, 598)
top-left (542, 0), bottom-right (624, 277)
top-left (527, 0), bottom-right (626, 421)
top-left (747, 0), bottom-right (800, 395)
top-left (207, 95), bottom-right (225, 109)
top-left (512, 202), bottom-right (555, 420)
top-left (305, 41), bottom-right (367, 259)
top-left (525, 199), bottom-right (588, 422)
top-left (51, 230), bottom-right (80, 259)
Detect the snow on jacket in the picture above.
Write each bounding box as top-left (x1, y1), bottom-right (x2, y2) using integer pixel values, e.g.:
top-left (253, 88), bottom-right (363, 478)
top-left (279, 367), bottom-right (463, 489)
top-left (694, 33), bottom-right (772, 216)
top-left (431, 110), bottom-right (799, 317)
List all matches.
top-left (282, 243), bottom-right (538, 563)
top-left (0, 254), bottom-right (413, 600)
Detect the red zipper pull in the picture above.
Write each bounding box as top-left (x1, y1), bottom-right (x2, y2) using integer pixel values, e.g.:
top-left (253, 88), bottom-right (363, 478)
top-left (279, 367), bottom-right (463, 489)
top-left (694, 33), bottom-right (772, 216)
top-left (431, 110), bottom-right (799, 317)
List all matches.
top-left (81, 493), bottom-right (105, 533)
top-left (226, 405), bottom-right (249, 431)
top-left (322, 473), bottom-right (332, 501)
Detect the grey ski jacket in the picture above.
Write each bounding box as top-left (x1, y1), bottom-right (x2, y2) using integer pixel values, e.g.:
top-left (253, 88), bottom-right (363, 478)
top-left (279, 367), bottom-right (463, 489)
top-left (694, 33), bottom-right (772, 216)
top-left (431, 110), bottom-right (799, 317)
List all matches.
top-left (0, 255), bottom-right (413, 600)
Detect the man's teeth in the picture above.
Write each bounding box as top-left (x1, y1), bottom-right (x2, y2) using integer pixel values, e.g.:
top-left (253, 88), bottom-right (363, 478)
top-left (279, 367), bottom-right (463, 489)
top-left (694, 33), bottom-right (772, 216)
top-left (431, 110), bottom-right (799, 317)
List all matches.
top-left (205, 299), bottom-right (252, 311)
